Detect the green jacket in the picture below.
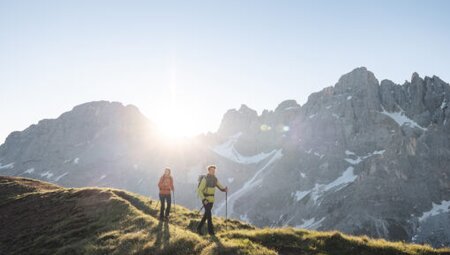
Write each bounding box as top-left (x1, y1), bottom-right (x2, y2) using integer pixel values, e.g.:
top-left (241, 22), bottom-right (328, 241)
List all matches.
top-left (197, 174), bottom-right (226, 203)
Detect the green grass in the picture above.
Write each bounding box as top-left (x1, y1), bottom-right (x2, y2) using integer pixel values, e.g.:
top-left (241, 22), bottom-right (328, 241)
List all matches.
top-left (0, 176), bottom-right (449, 255)
top-left (220, 228), bottom-right (447, 255)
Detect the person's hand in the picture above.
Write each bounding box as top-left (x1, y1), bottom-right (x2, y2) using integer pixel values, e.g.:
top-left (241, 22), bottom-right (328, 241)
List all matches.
top-left (203, 199), bottom-right (209, 205)
top-left (224, 187), bottom-right (228, 192)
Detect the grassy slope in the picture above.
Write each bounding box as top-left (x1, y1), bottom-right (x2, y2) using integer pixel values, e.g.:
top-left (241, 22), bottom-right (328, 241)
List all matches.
top-left (0, 176), bottom-right (449, 255)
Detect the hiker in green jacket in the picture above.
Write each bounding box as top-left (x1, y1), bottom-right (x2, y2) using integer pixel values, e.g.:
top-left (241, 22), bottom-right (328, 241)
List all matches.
top-left (196, 165), bottom-right (228, 236)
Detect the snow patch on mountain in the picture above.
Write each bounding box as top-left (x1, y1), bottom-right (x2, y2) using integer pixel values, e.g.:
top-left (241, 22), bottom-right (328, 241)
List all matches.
top-left (296, 217), bottom-right (326, 230)
top-left (322, 167), bottom-right (357, 191)
top-left (284, 106), bottom-right (300, 111)
top-left (314, 152), bottom-right (325, 159)
top-left (0, 162), bottom-right (14, 170)
top-left (213, 133), bottom-right (279, 164)
top-left (305, 149), bottom-right (324, 159)
top-left (215, 149), bottom-right (283, 216)
top-left (294, 190), bottom-right (310, 201)
top-left (380, 106), bottom-right (427, 131)
top-left (345, 150), bottom-right (385, 165)
top-left (24, 168), bottom-right (35, 174)
top-left (440, 99), bottom-right (448, 110)
top-left (345, 150), bottom-right (356, 156)
top-left (345, 157), bottom-right (363, 165)
top-left (419, 200), bottom-right (450, 222)
top-left (54, 172), bottom-right (69, 182)
top-left (40, 171), bottom-right (54, 179)
top-left (295, 167), bottom-right (357, 205)
top-left (312, 167), bottom-right (357, 202)
top-left (240, 214), bottom-right (251, 223)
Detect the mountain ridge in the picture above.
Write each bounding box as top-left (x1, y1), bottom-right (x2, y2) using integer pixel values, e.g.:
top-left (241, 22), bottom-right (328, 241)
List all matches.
top-left (1, 67), bottom-right (449, 247)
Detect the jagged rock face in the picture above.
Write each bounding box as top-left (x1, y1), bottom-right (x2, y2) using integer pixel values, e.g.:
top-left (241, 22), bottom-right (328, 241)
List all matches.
top-left (217, 104), bottom-right (259, 137)
top-left (211, 67), bottom-right (450, 248)
top-left (1, 68), bottom-right (449, 248)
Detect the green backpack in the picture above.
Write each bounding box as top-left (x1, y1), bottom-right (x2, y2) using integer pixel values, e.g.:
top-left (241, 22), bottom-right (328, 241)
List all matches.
top-left (196, 175), bottom-right (206, 198)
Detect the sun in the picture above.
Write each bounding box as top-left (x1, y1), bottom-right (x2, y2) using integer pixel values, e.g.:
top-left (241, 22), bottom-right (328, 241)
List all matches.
top-left (153, 107), bottom-right (201, 141)
top-left (150, 58), bottom-right (205, 141)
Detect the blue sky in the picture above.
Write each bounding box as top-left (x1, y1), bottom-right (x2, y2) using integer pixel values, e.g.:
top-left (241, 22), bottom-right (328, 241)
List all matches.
top-left (1, 0), bottom-right (450, 142)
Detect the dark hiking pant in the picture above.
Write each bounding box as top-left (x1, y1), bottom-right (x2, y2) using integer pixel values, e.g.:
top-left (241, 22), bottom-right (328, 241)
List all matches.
top-left (198, 202), bottom-right (214, 235)
top-left (159, 194), bottom-right (171, 219)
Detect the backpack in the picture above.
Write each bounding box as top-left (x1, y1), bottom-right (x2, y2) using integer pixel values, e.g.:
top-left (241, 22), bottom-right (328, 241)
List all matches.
top-left (196, 174), bottom-right (218, 198)
top-left (197, 175), bottom-right (217, 188)
top-left (196, 175), bottom-right (206, 198)
top-left (197, 175), bottom-right (206, 188)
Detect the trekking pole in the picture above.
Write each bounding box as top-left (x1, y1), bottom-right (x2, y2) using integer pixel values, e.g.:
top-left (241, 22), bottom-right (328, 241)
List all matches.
top-left (197, 204), bottom-right (204, 214)
top-left (172, 190), bottom-right (176, 214)
top-left (225, 191), bottom-right (228, 231)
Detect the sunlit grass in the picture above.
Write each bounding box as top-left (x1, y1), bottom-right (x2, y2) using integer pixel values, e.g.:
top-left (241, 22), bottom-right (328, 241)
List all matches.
top-left (2, 176), bottom-right (449, 255)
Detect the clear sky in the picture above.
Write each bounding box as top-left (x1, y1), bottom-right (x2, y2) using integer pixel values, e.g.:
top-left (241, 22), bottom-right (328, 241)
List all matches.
top-left (1, 0), bottom-right (450, 143)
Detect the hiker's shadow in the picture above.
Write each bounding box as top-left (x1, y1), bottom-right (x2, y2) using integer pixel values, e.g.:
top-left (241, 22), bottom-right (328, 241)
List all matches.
top-left (155, 220), bottom-right (170, 248)
top-left (210, 235), bottom-right (224, 250)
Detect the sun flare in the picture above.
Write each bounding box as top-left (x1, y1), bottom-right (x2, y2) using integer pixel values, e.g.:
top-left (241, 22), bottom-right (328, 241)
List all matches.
top-left (154, 107), bottom-right (202, 141)
top-left (151, 60), bottom-right (207, 141)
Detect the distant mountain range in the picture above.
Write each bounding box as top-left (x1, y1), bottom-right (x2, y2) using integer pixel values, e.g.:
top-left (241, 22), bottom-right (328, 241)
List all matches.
top-left (1, 67), bottom-right (449, 247)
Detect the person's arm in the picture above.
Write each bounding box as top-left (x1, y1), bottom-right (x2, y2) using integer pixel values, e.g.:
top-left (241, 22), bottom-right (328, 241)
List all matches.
top-left (158, 177), bottom-right (163, 189)
top-left (170, 177), bottom-right (174, 191)
top-left (216, 180), bottom-right (228, 192)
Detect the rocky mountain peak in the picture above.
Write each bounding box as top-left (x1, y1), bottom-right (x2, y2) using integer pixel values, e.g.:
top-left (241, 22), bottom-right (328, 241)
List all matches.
top-left (217, 105), bottom-right (258, 136)
top-left (275, 100), bottom-right (300, 112)
top-left (304, 67), bottom-right (382, 114)
top-left (334, 67), bottom-right (379, 94)
top-left (62, 101), bottom-right (146, 123)
top-left (0, 101), bottom-right (154, 170)
top-left (238, 104), bottom-right (258, 116)
top-left (411, 72), bottom-right (422, 83)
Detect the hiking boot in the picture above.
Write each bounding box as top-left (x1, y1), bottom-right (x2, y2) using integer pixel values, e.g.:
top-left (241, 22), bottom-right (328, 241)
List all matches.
top-left (197, 227), bottom-right (203, 236)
